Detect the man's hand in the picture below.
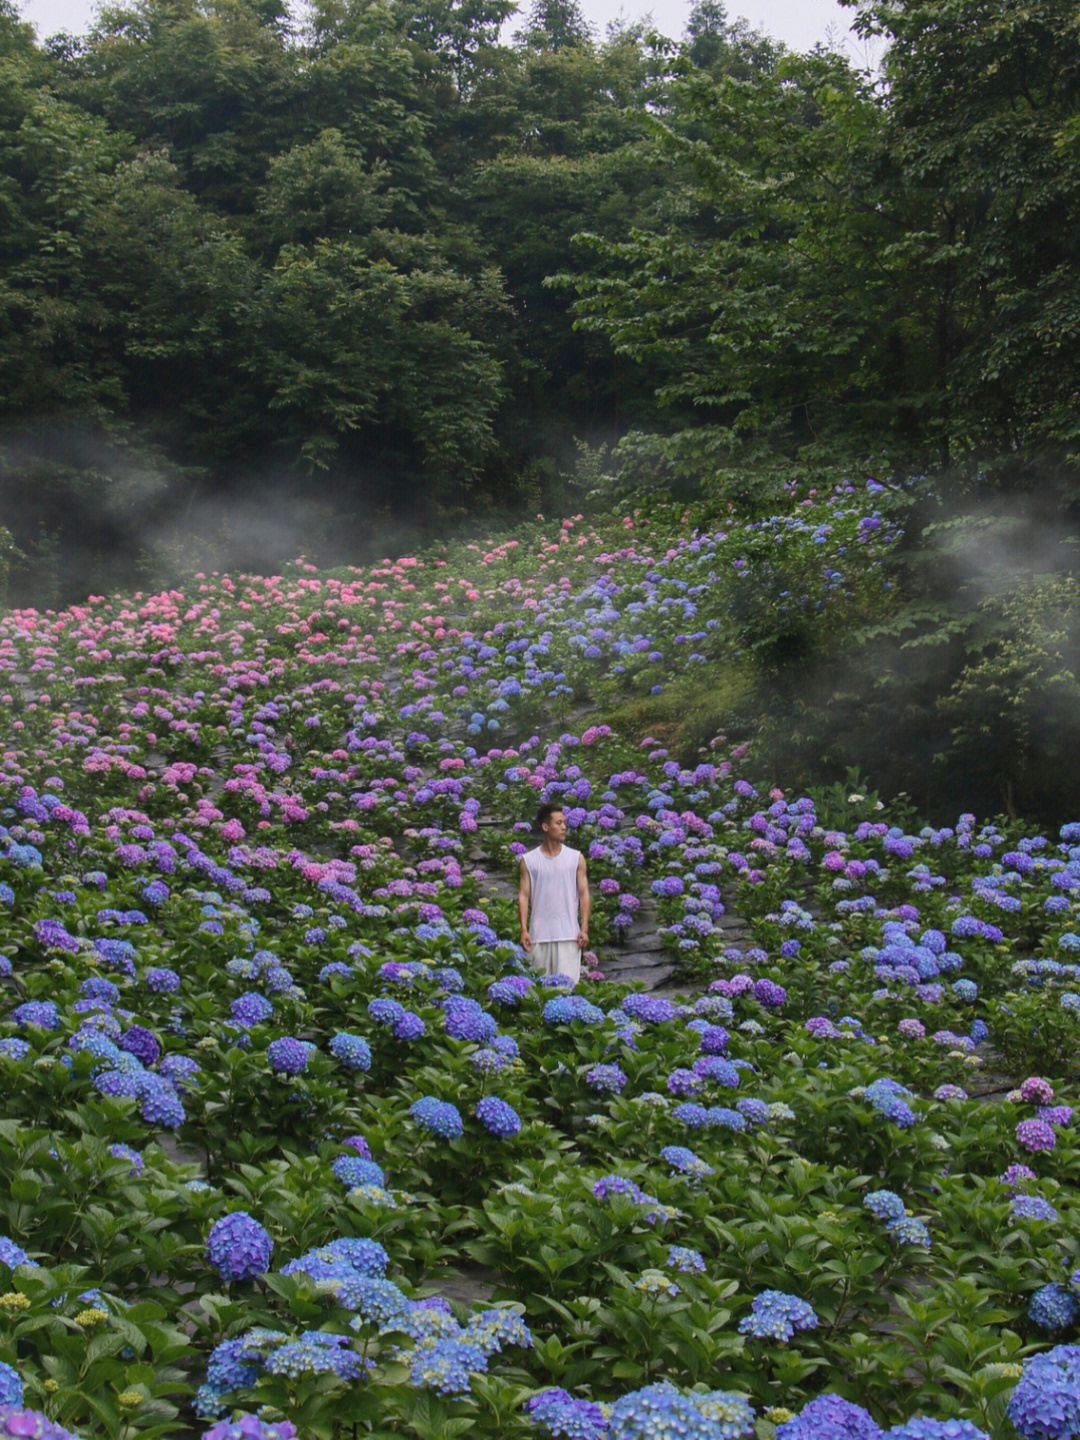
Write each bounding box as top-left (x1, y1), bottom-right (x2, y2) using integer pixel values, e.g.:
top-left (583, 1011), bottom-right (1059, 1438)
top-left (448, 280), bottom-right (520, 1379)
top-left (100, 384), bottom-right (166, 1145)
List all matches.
top-left (576, 929), bottom-right (588, 949)
top-left (520, 929), bottom-right (532, 953)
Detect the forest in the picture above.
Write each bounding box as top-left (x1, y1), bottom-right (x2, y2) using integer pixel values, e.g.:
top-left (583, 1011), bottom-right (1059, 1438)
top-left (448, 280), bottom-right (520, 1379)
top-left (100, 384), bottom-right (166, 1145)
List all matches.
top-left (2, 0), bottom-right (1080, 822)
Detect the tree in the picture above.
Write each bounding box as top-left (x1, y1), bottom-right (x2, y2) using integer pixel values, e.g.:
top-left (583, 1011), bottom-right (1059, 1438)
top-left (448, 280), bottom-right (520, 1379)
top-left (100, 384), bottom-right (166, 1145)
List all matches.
top-left (521, 0), bottom-right (593, 51)
top-left (850, 0), bottom-right (1080, 465)
top-left (546, 46), bottom-right (923, 472)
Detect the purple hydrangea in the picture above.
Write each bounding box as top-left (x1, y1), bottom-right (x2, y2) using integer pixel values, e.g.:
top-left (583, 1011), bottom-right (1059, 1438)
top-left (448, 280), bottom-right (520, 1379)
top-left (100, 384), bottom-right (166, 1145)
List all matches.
top-left (206, 1212), bottom-right (273, 1282)
top-left (475, 1096), bottom-right (521, 1138)
top-left (0, 1410), bottom-right (86, 1439)
top-left (776, 1394), bottom-right (882, 1440)
top-left (1017, 1119), bottom-right (1057, 1153)
top-left (145, 968), bottom-right (181, 993)
top-left (266, 1037), bottom-right (313, 1075)
top-left (119, 1026), bottom-right (161, 1067)
top-left (201, 1419), bottom-right (297, 1440)
top-left (586, 1064), bottom-right (628, 1093)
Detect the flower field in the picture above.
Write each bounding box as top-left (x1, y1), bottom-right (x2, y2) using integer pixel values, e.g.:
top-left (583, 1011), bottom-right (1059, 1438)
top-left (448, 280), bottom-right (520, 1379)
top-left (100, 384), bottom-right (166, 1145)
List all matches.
top-left (0, 484), bottom-right (1078, 1440)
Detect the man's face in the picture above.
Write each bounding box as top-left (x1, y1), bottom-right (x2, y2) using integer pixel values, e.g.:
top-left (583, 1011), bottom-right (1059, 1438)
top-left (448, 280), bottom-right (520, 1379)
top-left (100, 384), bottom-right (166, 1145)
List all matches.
top-left (543, 810), bottom-right (567, 841)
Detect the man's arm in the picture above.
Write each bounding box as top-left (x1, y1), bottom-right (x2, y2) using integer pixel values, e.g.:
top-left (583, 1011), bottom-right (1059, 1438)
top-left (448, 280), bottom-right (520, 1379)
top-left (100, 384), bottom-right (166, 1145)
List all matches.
top-left (576, 854), bottom-right (590, 949)
top-left (518, 859), bottom-right (532, 952)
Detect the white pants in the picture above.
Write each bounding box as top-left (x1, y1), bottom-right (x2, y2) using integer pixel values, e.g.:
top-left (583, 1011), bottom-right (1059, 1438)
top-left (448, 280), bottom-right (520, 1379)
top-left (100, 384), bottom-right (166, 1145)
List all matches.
top-left (531, 939), bottom-right (582, 984)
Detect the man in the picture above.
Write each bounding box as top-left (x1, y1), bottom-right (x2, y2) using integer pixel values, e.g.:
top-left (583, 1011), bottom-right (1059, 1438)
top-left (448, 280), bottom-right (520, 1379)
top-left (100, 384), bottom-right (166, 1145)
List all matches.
top-left (518, 802), bottom-right (590, 984)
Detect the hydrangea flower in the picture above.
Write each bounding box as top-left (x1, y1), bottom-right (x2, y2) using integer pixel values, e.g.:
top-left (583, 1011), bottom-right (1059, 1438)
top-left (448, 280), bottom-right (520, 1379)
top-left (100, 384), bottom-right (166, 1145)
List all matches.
top-left (201, 1420), bottom-right (298, 1440)
top-left (475, 1096), bottom-right (521, 1138)
top-left (864, 1190), bottom-right (907, 1222)
top-left (1029, 1283), bottom-right (1080, 1332)
top-left (0, 1239), bottom-right (29, 1270)
top-left (586, 1064), bottom-right (627, 1093)
top-left (666, 1246), bottom-right (706, 1274)
top-left (408, 1337), bottom-right (488, 1394)
top-left (328, 1033), bottom-right (371, 1071)
top-left (410, 1096), bottom-right (464, 1140)
top-left (206, 1212), bottom-right (273, 1282)
top-left (0, 1410), bottom-right (85, 1439)
top-left (660, 1145), bottom-right (713, 1181)
top-left (1017, 1119), bottom-right (1057, 1152)
top-left (0, 1368), bottom-right (21, 1410)
top-left (608, 1382), bottom-right (754, 1440)
top-left (882, 1422), bottom-right (990, 1440)
top-left (738, 1290), bottom-right (819, 1342)
top-left (776, 1394), bottom-right (882, 1440)
top-left (266, 1037), bottom-right (313, 1075)
top-left (1007, 1343), bottom-right (1080, 1439)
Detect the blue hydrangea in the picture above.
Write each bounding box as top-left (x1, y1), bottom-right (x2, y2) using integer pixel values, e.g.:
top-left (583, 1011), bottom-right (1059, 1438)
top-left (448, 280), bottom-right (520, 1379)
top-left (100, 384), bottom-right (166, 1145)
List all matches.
top-left (1029, 1283), bottom-right (1080, 1332)
top-left (660, 1145), bottom-right (714, 1180)
top-left (264, 1332), bottom-right (366, 1380)
top-left (328, 1033), bottom-right (371, 1071)
top-left (526, 1387), bottom-right (609, 1440)
top-left (1007, 1343), bottom-right (1080, 1439)
top-left (340, 1276), bottom-right (410, 1327)
top-left (1013, 1195), bottom-right (1060, 1223)
top-left (706, 1106), bottom-right (747, 1132)
top-left (200, 1416), bottom-right (298, 1440)
top-left (586, 1064), bottom-right (628, 1093)
top-left (864, 1190), bottom-right (907, 1223)
top-left (671, 1103), bottom-right (710, 1128)
top-left (266, 1037), bottom-right (313, 1075)
top-left (463, 1307), bottom-right (533, 1356)
top-left (543, 996), bottom-right (605, 1026)
top-left (865, 1078), bottom-right (917, 1128)
top-left (368, 997), bottom-right (406, 1027)
top-left (331, 1156), bottom-right (386, 1189)
top-left (738, 1290), bottom-right (819, 1342)
top-left (282, 1236), bottom-right (388, 1284)
top-left (11, 1001), bottom-right (59, 1030)
top-left (140, 1077), bottom-right (186, 1128)
top-left (608, 1382), bottom-right (754, 1440)
top-left (0, 1364), bottom-right (22, 1408)
top-left (882, 1422), bottom-right (990, 1440)
top-left (408, 1337), bottom-right (488, 1394)
top-left (886, 1216), bottom-right (931, 1249)
top-left (666, 1246), bottom-right (706, 1274)
top-left (410, 1096), bottom-right (464, 1140)
top-left (393, 1010), bottom-right (426, 1041)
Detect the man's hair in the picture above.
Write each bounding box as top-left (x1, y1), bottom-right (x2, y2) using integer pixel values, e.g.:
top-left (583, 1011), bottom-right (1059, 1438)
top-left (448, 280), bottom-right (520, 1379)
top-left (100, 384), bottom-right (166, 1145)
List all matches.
top-left (536, 802), bottom-right (564, 831)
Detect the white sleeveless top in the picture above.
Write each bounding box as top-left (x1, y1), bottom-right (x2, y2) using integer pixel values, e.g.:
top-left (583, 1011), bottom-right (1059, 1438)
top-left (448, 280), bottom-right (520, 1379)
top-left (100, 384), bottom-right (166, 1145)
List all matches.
top-left (524, 844), bottom-right (581, 941)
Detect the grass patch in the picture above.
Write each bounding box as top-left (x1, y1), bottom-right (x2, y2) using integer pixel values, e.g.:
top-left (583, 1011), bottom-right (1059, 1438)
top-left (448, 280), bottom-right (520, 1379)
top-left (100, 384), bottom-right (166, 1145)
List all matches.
top-left (606, 664), bottom-right (758, 765)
